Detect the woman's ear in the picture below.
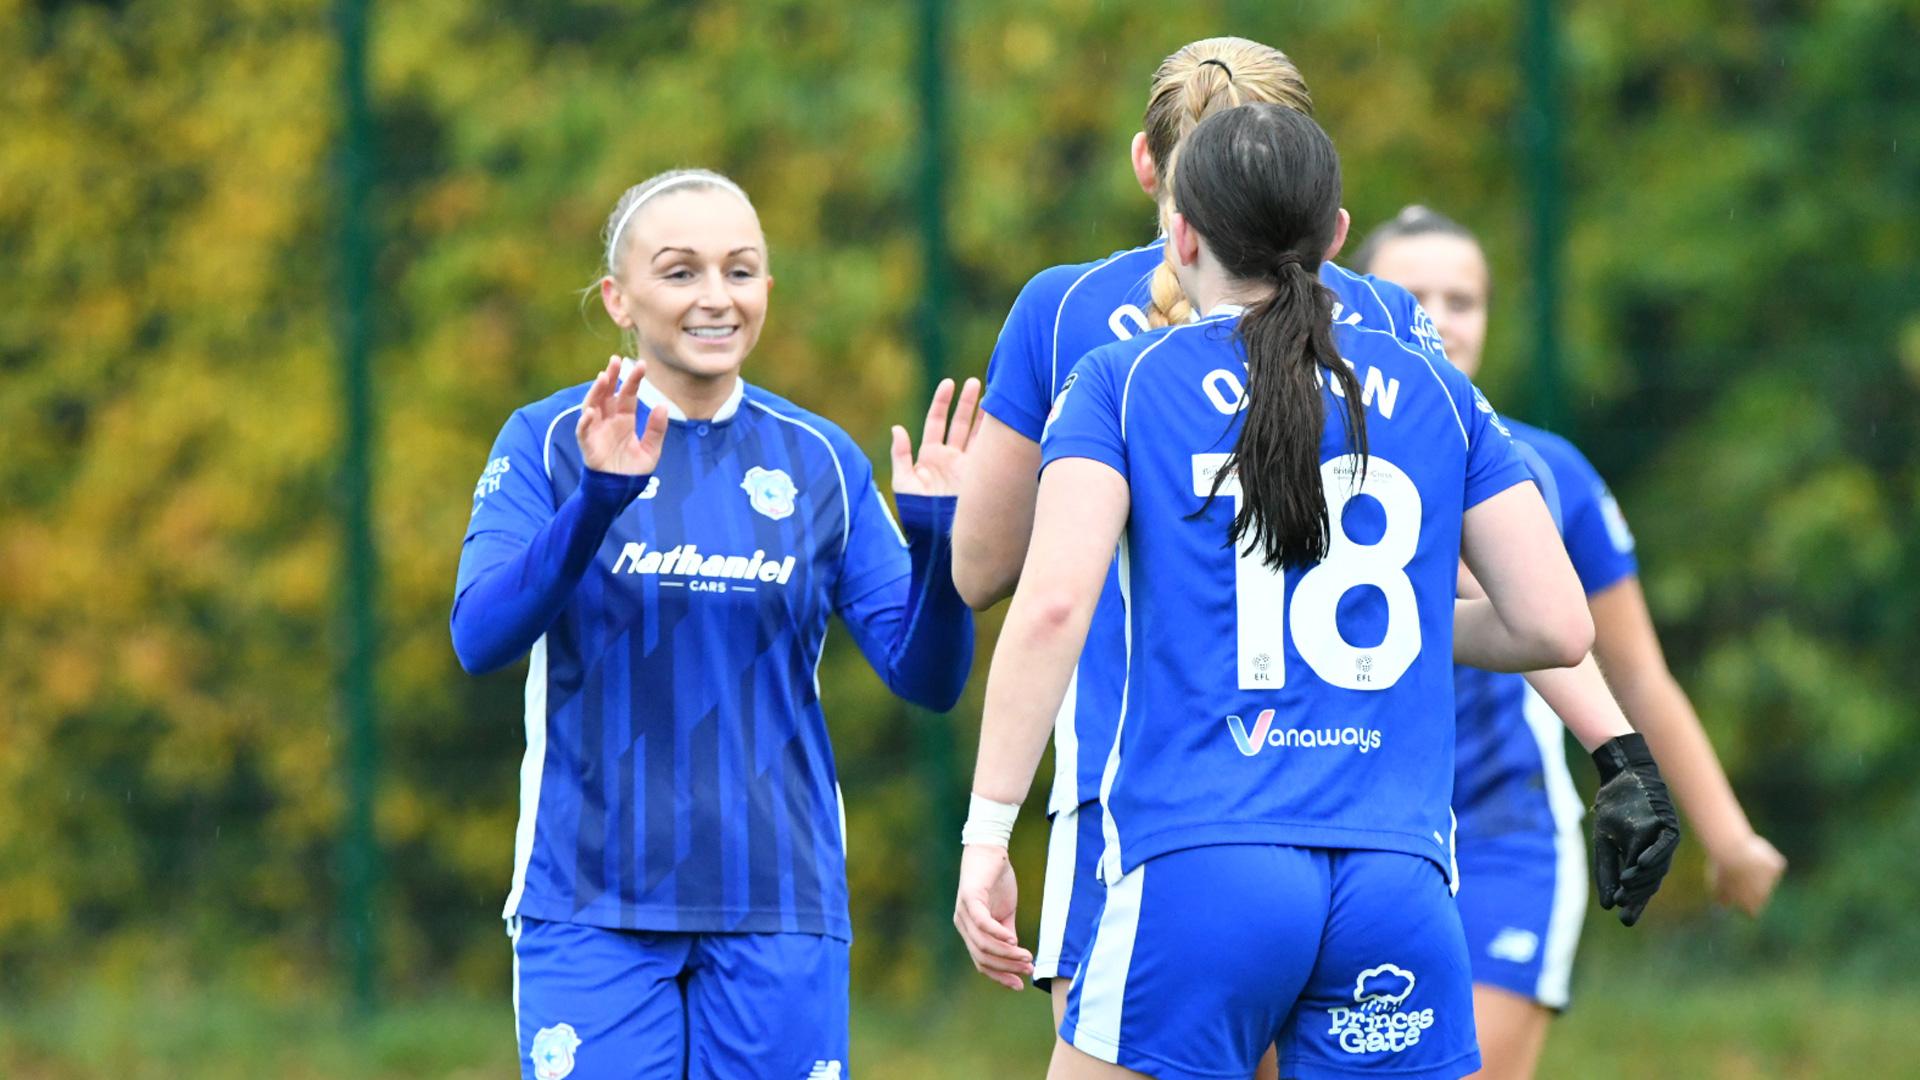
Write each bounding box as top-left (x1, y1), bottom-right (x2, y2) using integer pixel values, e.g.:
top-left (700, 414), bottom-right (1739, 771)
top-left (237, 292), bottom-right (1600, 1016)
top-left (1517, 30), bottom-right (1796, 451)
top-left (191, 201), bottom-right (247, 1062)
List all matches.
top-left (600, 276), bottom-right (631, 328)
top-left (1170, 212), bottom-right (1202, 267)
top-left (1324, 209), bottom-right (1352, 264)
top-left (1131, 132), bottom-right (1157, 197)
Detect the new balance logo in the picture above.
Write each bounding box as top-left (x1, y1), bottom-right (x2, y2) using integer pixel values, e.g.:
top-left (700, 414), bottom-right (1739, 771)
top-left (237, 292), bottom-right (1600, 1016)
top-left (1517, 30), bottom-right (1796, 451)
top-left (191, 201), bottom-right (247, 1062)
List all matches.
top-left (807, 1061), bottom-right (843, 1080)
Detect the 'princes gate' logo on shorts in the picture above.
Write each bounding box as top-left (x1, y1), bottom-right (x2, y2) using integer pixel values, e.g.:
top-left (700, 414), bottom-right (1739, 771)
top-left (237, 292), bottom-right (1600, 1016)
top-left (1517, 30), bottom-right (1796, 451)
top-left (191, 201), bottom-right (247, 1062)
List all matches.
top-left (1327, 964), bottom-right (1436, 1055)
top-left (1225, 710), bottom-right (1383, 756)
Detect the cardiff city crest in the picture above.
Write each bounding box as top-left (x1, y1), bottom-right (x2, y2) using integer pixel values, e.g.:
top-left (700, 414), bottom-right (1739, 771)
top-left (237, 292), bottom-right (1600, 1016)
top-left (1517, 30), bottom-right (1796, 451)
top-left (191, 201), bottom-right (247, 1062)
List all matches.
top-left (740, 466), bottom-right (798, 521)
top-left (531, 1022), bottom-right (581, 1080)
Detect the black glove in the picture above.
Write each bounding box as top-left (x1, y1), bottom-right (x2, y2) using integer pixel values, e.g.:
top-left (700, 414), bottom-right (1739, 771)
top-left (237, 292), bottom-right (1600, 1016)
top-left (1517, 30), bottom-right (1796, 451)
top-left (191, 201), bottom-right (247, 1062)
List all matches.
top-left (1590, 733), bottom-right (1681, 926)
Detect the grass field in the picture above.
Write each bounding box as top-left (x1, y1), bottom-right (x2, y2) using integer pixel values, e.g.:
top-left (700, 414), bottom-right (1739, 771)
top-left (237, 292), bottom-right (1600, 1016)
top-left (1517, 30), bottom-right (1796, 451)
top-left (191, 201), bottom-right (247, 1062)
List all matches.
top-left (4, 969), bottom-right (1918, 1079)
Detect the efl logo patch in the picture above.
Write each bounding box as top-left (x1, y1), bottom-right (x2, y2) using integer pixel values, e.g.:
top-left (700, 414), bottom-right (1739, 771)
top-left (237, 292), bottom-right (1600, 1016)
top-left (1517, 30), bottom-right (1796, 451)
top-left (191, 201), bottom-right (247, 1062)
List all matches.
top-left (740, 466), bottom-right (798, 520)
top-left (1327, 964), bottom-right (1436, 1055)
top-left (531, 1023), bottom-right (581, 1079)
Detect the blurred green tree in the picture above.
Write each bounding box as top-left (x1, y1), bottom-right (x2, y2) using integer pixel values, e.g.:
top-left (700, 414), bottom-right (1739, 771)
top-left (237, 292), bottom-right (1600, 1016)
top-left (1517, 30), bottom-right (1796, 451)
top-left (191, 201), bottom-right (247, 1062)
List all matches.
top-left (0, 0), bottom-right (1913, 997)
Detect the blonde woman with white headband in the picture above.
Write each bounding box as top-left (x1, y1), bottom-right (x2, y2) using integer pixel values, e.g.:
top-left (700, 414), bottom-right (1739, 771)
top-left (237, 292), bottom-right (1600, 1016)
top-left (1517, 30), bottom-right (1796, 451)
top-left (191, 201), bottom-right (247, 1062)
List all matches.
top-left (452, 168), bottom-right (981, 1080)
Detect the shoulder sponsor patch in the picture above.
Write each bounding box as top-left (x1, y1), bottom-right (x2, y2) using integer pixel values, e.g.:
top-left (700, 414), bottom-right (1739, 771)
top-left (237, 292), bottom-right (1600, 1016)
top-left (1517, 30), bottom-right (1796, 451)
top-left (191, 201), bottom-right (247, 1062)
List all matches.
top-left (1598, 487), bottom-right (1636, 553)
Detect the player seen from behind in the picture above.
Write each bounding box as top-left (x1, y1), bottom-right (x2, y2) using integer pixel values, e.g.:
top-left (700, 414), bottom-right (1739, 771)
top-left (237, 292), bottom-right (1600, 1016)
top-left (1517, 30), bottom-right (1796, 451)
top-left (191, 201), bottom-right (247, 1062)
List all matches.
top-left (951, 42), bottom-right (1442, 1069)
top-left (451, 168), bottom-right (979, 1080)
top-left (953, 103), bottom-right (1681, 1080)
top-left (1358, 205), bottom-right (1786, 1080)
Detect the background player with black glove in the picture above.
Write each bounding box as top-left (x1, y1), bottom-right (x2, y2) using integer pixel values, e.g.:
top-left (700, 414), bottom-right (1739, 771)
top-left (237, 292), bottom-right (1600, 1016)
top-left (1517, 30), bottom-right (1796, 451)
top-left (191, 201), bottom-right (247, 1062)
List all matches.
top-left (1591, 732), bottom-right (1683, 926)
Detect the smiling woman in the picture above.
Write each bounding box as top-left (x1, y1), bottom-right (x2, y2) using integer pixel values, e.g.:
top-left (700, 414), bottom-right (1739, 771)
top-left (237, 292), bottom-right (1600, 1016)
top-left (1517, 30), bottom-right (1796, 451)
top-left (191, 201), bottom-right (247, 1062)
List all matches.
top-left (596, 170), bottom-right (772, 420)
top-left (449, 167), bottom-right (982, 1080)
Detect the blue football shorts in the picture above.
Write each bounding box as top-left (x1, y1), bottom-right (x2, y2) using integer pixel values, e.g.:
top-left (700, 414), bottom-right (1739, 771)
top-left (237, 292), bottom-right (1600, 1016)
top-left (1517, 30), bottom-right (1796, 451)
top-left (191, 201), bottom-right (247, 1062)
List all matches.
top-left (511, 917), bottom-right (849, 1080)
top-left (1454, 830), bottom-right (1587, 1010)
top-left (1060, 845), bottom-right (1480, 1080)
top-left (1033, 800), bottom-right (1107, 990)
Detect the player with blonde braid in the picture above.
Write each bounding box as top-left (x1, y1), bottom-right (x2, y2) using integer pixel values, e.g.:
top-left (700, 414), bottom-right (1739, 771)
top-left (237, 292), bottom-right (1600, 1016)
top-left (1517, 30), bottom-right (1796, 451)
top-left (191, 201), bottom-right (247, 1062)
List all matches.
top-left (952, 37), bottom-right (1442, 1080)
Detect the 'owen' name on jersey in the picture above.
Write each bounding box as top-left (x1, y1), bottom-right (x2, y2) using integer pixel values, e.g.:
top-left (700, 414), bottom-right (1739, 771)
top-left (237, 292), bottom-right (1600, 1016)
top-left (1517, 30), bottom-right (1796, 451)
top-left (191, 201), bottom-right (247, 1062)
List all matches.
top-left (1201, 361), bottom-right (1403, 421)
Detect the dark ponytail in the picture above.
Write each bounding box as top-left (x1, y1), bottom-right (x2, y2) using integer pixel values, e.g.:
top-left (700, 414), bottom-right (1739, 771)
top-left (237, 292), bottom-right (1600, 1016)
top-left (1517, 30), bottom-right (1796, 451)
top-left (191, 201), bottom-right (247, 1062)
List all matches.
top-left (1173, 103), bottom-right (1368, 571)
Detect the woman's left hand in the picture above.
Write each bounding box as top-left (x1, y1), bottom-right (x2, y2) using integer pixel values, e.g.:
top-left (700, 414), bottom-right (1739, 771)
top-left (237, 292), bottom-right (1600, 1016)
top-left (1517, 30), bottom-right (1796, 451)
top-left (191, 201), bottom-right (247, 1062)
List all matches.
top-left (892, 377), bottom-right (981, 497)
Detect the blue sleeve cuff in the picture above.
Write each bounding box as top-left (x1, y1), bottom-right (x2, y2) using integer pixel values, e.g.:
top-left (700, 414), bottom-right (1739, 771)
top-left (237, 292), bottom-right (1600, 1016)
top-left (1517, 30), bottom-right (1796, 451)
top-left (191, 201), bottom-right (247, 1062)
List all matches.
top-left (894, 492), bottom-right (957, 538)
top-left (1464, 464), bottom-right (1534, 512)
top-left (1040, 438), bottom-right (1127, 480)
top-left (581, 467), bottom-right (649, 508)
top-left (980, 391), bottom-right (1048, 443)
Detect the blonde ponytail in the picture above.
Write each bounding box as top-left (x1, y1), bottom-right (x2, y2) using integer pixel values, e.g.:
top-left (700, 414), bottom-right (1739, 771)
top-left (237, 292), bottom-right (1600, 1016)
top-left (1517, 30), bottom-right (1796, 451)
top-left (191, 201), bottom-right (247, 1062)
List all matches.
top-left (1140, 37), bottom-right (1314, 327)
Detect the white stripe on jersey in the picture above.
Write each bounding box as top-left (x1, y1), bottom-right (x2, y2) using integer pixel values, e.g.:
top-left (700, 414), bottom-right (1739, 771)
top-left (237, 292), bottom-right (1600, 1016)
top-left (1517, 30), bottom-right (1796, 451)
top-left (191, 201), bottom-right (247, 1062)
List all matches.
top-left (1523, 683), bottom-right (1588, 1008)
top-left (1345, 323), bottom-right (1471, 448)
top-left (504, 635), bottom-right (550, 917)
top-left (1049, 243), bottom-right (1164, 391)
top-left (1335, 263), bottom-right (1402, 338)
top-left (1048, 669), bottom-right (1081, 814)
top-left (543, 405), bottom-right (585, 478)
top-left (1071, 861), bottom-right (1148, 1063)
top-left (1098, 537), bottom-right (1133, 886)
top-left (871, 486), bottom-right (907, 548)
top-left (746, 400), bottom-right (852, 557)
top-left (1118, 315), bottom-right (1228, 433)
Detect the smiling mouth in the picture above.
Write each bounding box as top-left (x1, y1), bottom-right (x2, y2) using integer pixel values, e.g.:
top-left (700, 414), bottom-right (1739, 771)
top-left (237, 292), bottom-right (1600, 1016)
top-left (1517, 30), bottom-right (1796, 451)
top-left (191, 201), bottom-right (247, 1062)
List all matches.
top-left (684, 326), bottom-right (738, 340)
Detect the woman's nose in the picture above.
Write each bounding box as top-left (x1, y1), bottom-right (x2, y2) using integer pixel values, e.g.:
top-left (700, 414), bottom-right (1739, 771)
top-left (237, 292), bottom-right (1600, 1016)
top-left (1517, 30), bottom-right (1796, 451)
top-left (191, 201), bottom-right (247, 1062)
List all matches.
top-left (698, 269), bottom-right (732, 308)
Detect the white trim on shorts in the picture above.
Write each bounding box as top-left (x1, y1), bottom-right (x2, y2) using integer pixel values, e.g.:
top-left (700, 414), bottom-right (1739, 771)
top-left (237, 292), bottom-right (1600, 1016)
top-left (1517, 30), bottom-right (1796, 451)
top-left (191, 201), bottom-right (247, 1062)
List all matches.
top-left (1033, 801), bottom-right (1082, 983)
top-left (1070, 861), bottom-right (1147, 1063)
top-left (508, 915), bottom-right (525, 1053)
top-left (1522, 683), bottom-right (1588, 1009)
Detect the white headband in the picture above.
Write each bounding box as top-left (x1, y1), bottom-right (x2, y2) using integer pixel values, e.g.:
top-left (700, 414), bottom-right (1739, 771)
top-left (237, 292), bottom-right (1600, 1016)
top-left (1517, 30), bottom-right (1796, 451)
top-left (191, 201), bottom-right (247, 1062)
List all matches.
top-left (605, 175), bottom-right (755, 270)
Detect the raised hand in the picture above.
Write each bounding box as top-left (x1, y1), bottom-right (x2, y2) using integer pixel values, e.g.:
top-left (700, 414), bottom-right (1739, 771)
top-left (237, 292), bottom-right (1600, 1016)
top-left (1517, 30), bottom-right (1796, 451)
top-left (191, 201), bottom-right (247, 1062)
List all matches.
top-left (954, 843), bottom-right (1030, 990)
top-left (577, 356), bottom-right (669, 475)
top-left (892, 377), bottom-right (981, 497)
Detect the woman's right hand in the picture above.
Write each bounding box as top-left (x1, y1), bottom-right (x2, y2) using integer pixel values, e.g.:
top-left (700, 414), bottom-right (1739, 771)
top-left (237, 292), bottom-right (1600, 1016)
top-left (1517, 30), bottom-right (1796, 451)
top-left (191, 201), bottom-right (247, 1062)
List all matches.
top-left (954, 844), bottom-right (1030, 990)
top-left (1707, 831), bottom-right (1787, 917)
top-left (577, 356), bottom-right (669, 475)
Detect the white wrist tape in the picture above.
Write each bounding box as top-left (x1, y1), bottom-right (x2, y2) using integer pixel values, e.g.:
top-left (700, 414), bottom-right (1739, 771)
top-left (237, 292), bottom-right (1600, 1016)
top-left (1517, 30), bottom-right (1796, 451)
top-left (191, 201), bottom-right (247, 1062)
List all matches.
top-left (960, 794), bottom-right (1022, 848)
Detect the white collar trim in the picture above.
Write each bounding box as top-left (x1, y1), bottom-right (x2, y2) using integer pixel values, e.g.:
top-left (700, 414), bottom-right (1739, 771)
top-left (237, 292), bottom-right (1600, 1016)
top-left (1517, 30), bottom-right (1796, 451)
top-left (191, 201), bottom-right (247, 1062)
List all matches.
top-left (1203, 302), bottom-right (1247, 318)
top-left (618, 359), bottom-right (746, 422)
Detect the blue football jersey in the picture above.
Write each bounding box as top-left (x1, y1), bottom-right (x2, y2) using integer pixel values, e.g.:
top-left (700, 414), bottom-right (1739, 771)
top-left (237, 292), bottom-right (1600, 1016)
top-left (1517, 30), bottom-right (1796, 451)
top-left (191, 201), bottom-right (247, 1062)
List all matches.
top-left (981, 241), bottom-right (1447, 812)
top-left (1452, 420), bottom-right (1638, 845)
top-left (1041, 304), bottom-right (1529, 883)
top-left (457, 377), bottom-right (961, 939)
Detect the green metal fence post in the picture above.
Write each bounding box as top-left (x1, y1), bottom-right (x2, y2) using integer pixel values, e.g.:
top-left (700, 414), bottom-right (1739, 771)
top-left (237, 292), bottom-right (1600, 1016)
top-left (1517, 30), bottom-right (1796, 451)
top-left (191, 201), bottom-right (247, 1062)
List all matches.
top-left (1521, 0), bottom-right (1565, 432)
top-left (913, 0), bottom-right (962, 972)
top-left (333, 0), bottom-right (380, 1019)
